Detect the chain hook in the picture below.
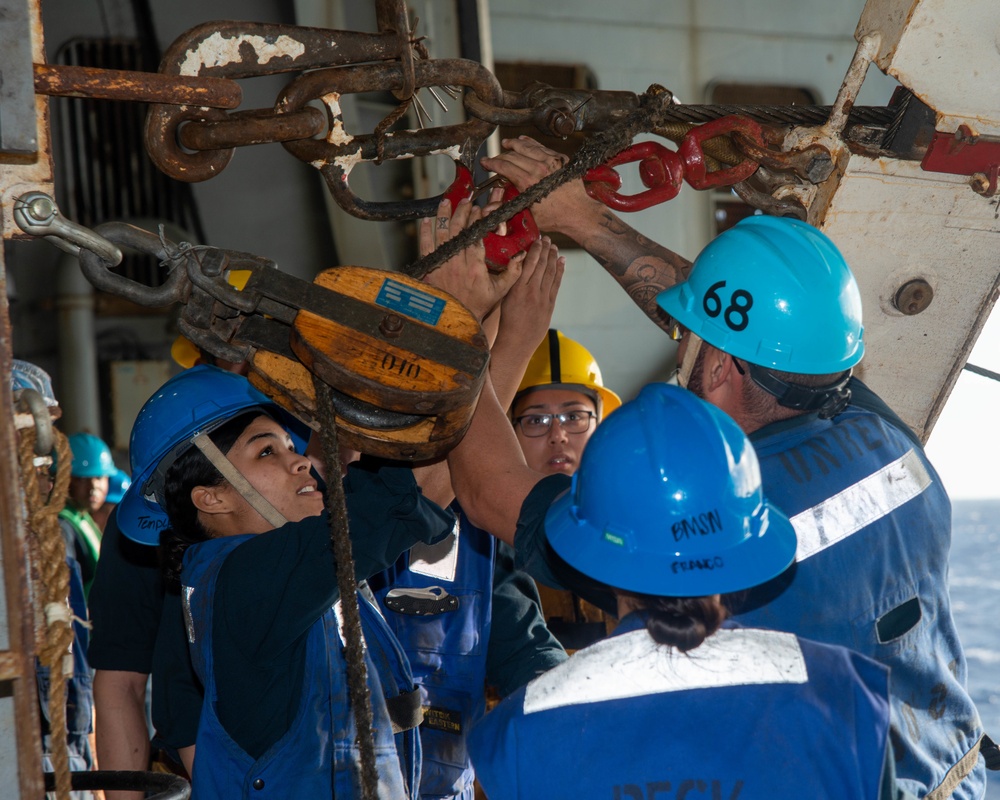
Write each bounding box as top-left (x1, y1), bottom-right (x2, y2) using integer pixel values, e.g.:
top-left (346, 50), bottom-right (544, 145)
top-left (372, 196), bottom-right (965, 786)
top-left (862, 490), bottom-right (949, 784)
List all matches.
top-left (13, 192), bottom-right (123, 265)
top-left (445, 165), bottom-right (539, 272)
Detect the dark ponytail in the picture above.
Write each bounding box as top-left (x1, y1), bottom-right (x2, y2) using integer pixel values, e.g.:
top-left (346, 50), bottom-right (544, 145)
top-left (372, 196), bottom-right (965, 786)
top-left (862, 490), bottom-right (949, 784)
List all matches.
top-left (620, 592), bottom-right (729, 652)
top-left (160, 410), bottom-right (269, 588)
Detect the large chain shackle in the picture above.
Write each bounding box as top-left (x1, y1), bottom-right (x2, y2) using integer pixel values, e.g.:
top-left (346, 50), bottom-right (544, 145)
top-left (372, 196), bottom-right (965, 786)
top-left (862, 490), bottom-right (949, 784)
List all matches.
top-left (278, 58), bottom-right (502, 221)
top-left (144, 10), bottom-right (419, 183)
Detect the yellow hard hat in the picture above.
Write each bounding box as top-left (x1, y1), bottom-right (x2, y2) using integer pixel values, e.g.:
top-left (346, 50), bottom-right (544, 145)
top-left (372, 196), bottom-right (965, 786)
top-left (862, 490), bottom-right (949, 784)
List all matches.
top-left (515, 329), bottom-right (621, 417)
top-left (171, 270), bottom-right (253, 369)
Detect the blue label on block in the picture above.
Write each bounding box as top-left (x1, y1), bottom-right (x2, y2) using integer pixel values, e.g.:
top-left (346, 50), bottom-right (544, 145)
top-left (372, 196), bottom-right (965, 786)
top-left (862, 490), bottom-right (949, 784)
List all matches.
top-left (375, 278), bottom-right (445, 326)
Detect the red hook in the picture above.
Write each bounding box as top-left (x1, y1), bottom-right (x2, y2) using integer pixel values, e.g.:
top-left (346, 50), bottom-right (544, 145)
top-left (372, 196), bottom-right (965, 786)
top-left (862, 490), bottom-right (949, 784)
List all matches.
top-left (443, 164), bottom-right (539, 272)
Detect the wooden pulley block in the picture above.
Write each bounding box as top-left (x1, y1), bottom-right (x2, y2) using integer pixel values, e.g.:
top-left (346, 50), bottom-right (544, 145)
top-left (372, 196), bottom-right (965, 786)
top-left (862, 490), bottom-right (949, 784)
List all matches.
top-left (288, 266), bottom-right (489, 416)
top-left (234, 262), bottom-right (488, 461)
top-left (247, 347), bottom-right (475, 462)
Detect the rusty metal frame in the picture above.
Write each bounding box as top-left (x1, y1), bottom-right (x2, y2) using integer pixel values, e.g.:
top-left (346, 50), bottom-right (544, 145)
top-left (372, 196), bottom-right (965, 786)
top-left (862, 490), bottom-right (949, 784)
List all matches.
top-left (0, 0), bottom-right (50, 797)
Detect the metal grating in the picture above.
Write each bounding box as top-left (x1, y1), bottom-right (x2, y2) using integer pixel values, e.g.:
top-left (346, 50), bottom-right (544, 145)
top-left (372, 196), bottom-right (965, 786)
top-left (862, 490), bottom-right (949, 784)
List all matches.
top-left (50, 38), bottom-right (204, 294)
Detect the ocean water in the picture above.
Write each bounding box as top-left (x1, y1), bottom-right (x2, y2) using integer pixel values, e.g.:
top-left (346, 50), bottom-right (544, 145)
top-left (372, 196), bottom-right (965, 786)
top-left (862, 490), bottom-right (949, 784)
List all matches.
top-left (950, 499), bottom-right (1000, 799)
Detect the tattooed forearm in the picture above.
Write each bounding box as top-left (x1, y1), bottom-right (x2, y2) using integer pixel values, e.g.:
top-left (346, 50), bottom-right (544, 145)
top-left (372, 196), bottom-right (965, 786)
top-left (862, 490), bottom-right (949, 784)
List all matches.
top-left (585, 211), bottom-right (691, 329)
top-left (625, 260), bottom-right (672, 332)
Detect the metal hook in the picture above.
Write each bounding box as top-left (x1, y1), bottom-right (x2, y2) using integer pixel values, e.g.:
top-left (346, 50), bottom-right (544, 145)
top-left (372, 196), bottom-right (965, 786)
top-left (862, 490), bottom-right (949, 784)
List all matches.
top-left (13, 388), bottom-right (54, 458)
top-left (13, 192), bottom-right (123, 266)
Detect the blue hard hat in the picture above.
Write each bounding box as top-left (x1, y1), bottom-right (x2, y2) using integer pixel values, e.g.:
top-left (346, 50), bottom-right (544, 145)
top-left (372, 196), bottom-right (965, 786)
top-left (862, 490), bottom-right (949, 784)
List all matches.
top-left (105, 468), bottom-right (131, 505)
top-left (656, 216), bottom-right (864, 374)
top-left (11, 359), bottom-right (58, 408)
top-left (117, 365), bottom-right (311, 545)
top-left (545, 383), bottom-right (796, 597)
top-left (68, 432), bottom-right (116, 478)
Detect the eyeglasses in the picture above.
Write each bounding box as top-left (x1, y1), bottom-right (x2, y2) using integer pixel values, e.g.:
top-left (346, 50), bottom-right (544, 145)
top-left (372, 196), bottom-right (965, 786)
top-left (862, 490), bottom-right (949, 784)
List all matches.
top-left (668, 320), bottom-right (687, 342)
top-left (514, 410), bottom-right (596, 438)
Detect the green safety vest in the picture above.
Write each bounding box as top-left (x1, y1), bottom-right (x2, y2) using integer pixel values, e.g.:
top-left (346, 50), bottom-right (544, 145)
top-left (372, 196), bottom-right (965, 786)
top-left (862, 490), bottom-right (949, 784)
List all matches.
top-left (58, 504), bottom-right (102, 599)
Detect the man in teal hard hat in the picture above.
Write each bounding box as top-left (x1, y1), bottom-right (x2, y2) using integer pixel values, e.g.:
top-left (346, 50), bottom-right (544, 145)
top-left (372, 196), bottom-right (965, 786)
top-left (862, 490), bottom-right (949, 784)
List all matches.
top-left (61, 432), bottom-right (116, 598)
top-left (434, 146), bottom-right (989, 800)
top-left (91, 468), bottom-right (130, 532)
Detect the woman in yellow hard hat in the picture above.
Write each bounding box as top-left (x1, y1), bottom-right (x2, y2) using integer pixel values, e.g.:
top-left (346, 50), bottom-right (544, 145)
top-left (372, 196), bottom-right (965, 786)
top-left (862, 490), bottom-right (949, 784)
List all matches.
top-left (510, 329), bottom-right (621, 650)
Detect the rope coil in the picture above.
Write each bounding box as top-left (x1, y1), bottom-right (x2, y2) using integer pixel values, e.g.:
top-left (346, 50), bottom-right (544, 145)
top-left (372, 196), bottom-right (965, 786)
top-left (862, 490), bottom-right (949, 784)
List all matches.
top-left (17, 427), bottom-right (75, 800)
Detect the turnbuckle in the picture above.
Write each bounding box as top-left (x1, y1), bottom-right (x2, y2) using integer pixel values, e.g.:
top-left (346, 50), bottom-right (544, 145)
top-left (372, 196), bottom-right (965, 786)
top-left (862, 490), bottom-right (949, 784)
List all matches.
top-left (581, 116), bottom-right (767, 211)
top-left (463, 83), bottom-right (640, 138)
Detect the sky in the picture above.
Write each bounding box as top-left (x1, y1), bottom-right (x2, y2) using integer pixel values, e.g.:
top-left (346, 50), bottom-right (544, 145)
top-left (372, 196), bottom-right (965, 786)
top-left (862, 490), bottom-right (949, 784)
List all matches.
top-left (925, 305), bottom-right (1000, 500)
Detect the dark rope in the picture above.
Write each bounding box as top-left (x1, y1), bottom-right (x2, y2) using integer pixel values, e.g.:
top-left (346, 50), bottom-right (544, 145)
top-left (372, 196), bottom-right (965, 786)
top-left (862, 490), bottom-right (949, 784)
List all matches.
top-left (652, 103), bottom-right (895, 127)
top-left (312, 377), bottom-right (379, 800)
top-left (373, 97), bottom-right (413, 166)
top-left (402, 84), bottom-right (679, 279)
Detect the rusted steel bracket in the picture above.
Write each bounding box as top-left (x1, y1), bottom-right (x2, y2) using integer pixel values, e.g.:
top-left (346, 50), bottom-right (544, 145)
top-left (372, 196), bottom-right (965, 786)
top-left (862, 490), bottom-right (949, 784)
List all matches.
top-left (32, 63), bottom-right (241, 109)
top-left (921, 125), bottom-right (1000, 198)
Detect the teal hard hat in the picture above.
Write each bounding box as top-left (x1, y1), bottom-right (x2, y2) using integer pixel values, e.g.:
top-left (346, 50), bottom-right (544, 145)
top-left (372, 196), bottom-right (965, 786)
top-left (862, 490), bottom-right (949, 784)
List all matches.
top-left (105, 468), bottom-right (132, 505)
top-left (68, 432), bottom-right (116, 478)
top-left (545, 383), bottom-right (796, 597)
top-left (656, 216), bottom-right (864, 374)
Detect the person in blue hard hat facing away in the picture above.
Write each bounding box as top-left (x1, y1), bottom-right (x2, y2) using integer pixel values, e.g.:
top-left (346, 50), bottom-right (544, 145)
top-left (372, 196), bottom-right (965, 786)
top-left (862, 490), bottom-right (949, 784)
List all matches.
top-left (469, 383), bottom-right (903, 800)
top-left (430, 170), bottom-right (985, 797)
top-left (60, 432), bottom-right (116, 598)
top-left (116, 365), bottom-right (454, 799)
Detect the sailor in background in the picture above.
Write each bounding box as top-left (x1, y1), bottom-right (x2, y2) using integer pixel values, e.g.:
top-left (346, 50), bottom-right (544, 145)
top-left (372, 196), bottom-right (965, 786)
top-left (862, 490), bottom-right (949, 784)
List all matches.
top-left (60, 432), bottom-right (116, 599)
top-left (469, 383), bottom-right (903, 800)
top-left (91, 467), bottom-right (130, 532)
top-left (471, 136), bottom-right (993, 800)
top-left (368, 200), bottom-right (568, 800)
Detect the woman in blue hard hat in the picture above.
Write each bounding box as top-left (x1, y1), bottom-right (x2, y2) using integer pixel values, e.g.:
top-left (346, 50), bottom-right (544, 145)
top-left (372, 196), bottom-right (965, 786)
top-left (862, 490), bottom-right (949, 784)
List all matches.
top-left (468, 383), bottom-right (902, 800)
top-left (116, 364), bottom-right (454, 798)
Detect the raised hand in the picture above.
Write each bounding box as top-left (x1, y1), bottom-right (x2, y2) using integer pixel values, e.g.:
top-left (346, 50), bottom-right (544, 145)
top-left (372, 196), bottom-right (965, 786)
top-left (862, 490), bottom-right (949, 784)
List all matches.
top-left (480, 136), bottom-right (601, 235)
top-left (419, 197), bottom-right (523, 321)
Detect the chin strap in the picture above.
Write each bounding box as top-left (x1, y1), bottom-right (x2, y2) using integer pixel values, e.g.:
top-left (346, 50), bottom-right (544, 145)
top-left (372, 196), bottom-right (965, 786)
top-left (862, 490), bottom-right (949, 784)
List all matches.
top-left (192, 433), bottom-right (288, 529)
top-left (746, 364), bottom-right (852, 419)
top-left (675, 332), bottom-right (703, 389)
